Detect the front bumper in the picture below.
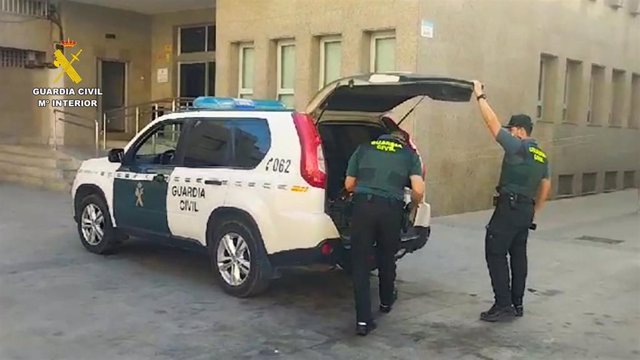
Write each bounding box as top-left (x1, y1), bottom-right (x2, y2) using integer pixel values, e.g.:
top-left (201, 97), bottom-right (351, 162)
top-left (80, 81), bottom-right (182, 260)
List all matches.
top-left (268, 225), bottom-right (431, 268)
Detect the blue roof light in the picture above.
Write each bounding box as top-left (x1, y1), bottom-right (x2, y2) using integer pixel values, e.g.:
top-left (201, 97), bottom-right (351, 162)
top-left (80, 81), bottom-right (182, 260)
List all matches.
top-left (192, 96), bottom-right (289, 111)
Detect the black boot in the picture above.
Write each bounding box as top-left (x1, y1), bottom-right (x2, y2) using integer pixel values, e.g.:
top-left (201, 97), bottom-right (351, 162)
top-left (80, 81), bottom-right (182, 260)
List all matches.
top-left (380, 288), bottom-right (398, 313)
top-left (356, 320), bottom-right (377, 336)
top-left (513, 304), bottom-right (524, 317)
top-left (480, 304), bottom-right (515, 322)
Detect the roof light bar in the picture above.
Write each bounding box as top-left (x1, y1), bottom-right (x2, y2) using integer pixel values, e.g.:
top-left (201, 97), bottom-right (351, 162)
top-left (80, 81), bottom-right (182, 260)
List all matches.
top-left (192, 96), bottom-right (288, 111)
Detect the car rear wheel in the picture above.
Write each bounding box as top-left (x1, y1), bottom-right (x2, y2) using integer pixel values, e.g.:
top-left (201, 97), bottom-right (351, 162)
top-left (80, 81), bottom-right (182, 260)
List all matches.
top-left (77, 194), bottom-right (119, 254)
top-left (208, 217), bottom-right (272, 297)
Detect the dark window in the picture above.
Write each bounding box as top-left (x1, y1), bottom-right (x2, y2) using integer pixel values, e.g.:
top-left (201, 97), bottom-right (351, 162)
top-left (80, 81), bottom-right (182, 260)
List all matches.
top-left (208, 61), bottom-right (215, 96)
top-left (230, 118), bottom-right (271, 169)
top-left (604, 171), bottom-right (617, 191)
top-left (182, 118), bottom-right (271, 169)
top-left (183, 120), bottom-right (232, 167)
top-left (207, 25), bottom-right (216, 51)
top-left (558, 174), bottom-right (574, 196)
top-left (581, 172), bottom-right (597, 194)
top-left (180, 26), bottom-right (206, 53)
top-left (180, 62), bottom-right (206, 97)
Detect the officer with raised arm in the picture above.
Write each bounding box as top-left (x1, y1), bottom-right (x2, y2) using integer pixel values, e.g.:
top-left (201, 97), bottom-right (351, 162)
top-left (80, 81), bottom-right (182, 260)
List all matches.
top-left (344, 130), bottom-right (425, 336)
top-left (472, 80), bottom-right (551, 322)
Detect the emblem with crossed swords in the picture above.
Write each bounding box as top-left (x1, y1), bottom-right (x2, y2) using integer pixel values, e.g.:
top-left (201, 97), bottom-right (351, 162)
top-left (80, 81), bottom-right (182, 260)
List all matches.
top-left (135, 182), bottom-right (144, 207)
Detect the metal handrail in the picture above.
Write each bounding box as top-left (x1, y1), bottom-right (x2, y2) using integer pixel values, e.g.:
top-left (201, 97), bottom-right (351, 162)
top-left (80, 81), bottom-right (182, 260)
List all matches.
top-left (101, 97), bottom-right (194, 148)
top-left (103, 97), bottom-right (195, 115)
top-left (52, 109), bottom-right (100, 156)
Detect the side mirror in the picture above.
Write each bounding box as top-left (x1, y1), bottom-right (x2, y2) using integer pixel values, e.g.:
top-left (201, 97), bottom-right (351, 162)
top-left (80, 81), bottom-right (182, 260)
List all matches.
top-left (107, 148), bottom-right (124, 163)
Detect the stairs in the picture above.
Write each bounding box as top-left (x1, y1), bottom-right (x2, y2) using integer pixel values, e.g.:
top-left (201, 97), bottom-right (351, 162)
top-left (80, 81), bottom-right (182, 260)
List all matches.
top-left (0, 144), bottom-right (85, 193)
top-left (0, 139), bottom-right (131, 193)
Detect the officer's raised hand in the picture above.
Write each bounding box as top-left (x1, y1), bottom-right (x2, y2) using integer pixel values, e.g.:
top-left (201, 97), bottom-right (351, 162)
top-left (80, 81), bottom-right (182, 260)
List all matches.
top-left (471, 80), bottom-right (503, 139)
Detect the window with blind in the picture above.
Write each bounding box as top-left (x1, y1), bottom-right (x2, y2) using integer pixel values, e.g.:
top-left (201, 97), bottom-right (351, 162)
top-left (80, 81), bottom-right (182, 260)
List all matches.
top-left (276, 40), bottom-right (295, 108)
top-left (370, 31), bottom-right (395, 72)
top-left (319, 36), bottom-right (342, 88)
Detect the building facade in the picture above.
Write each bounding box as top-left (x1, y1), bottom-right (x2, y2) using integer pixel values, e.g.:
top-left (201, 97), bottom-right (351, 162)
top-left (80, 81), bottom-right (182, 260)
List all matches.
top-left (215, 0), bottom-right (640, 215)
top-left (0, 0), bottom-right (216, 146)
top-left (1, 0), bottom-right (639, 215)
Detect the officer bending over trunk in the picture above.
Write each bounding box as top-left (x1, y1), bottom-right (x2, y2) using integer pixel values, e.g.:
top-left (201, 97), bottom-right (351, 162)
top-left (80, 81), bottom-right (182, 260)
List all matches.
top-left (344, 130), bottom-right (425, 336)
top-left (472, 80), bottom-right (551, 322)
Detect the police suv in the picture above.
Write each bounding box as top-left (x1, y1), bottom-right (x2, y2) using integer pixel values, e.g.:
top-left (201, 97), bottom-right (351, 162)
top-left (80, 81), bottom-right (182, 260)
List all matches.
top-left (71, 73), bottom-right (473, 297)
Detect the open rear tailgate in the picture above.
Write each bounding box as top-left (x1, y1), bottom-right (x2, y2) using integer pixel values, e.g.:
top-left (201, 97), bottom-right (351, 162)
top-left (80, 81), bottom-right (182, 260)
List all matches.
top-left (306, 73), bottom-right (474, 119)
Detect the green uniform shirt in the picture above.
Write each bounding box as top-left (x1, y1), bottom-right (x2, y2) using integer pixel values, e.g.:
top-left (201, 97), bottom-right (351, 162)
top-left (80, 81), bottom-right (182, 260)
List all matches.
top-left (496, 128), bottom-right (550, 199)
top-left (346, 135), bottom-right (423, 201)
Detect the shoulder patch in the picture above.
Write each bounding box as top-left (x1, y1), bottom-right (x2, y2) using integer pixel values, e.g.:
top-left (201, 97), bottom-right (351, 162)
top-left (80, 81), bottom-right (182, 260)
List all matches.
top-left (370, 140), bottom-right (403, 152)
top-left (528, 146), bottom-right (547, 163)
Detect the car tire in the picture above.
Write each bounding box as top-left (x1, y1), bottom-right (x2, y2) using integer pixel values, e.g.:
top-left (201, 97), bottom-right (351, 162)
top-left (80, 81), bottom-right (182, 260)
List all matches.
top-left (76, 194), bottom-right (119, 255)
top-left (208, 216), bottom-right (272, 298)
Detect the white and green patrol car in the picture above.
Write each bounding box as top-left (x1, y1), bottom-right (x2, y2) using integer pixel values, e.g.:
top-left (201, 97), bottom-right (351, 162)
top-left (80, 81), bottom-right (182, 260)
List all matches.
top-left (71, 73), bottom-right (473, 297)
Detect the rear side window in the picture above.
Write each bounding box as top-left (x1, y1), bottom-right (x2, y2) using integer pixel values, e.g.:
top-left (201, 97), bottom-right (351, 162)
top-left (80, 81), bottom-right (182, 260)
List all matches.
top-left (230, 118), bottom-right (271, 169)
top-left (182, 119), bottom-right (231, 167)
top-left (181, 118), bottom-right (270, 169)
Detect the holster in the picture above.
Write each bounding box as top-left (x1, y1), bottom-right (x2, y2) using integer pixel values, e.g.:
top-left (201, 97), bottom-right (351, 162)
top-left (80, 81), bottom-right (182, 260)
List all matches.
top-left (401, 203), bottom-right (412, 232)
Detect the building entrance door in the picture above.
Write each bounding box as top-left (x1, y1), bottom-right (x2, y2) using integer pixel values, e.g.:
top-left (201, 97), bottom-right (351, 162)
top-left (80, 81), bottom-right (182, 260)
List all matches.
top-left (178, 61), bottom-right (215, 98)
top-left (100, 60), bottom-right (127, 132)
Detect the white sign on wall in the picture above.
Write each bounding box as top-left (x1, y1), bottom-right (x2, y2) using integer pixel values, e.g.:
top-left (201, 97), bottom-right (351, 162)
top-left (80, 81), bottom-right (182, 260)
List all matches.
top-left (421, 20), bottom-right (434, 38)
top-left (157, 68), bottom-right (169, 83)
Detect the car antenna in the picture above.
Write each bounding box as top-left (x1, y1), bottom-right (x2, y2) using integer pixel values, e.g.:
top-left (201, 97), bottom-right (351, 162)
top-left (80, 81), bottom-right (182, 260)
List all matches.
top-left (397, 96), bottom-right (425, 126)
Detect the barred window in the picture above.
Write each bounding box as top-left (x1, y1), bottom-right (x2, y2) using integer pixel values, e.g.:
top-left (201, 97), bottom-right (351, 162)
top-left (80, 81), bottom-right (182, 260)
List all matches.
top-left (0, 47), bottom-right (45, 68)
top-left (0, 0), bottom-right (49, 18)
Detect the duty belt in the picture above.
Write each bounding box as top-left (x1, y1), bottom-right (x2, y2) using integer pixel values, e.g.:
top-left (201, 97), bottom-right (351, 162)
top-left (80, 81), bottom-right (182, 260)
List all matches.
top-left (353, 193), bottom-right (404, 206)
top-left (493, 193), bottom-right (535, 210)
top-left (495, 186), bottom-right (535, 204)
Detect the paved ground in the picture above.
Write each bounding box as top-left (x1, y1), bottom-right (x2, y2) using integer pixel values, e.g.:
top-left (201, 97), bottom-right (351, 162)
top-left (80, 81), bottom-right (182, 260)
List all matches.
top-left (0, 182), bottom-right (638, 360)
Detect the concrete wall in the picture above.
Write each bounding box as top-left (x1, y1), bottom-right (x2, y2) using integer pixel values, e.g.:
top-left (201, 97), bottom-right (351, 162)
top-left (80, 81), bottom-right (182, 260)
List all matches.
top-left (405, 0), bottom-right (640, 215)
top-left (216, 0), bottom-right (639, 216)
top-left (1, 1), bottom-right (217, 149)
top-left (58, 0), bottom-right (152, 146)
top-left (0, 13), bottom-right (56, 144)
top-left (215, 0), bottom-right (421, 108)
top-left (0, 13), bottom-right (52, 53)
top-left (0, 68), bottom-right (51, 144)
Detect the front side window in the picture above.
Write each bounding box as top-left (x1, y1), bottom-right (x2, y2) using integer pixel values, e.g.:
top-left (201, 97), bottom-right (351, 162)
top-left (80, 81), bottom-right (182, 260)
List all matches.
top-left (133, 122), bottom-right (183, 165)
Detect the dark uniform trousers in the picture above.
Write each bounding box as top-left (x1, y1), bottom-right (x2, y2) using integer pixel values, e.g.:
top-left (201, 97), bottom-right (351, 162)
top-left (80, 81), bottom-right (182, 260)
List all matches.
top-left (350, 193), bottom-right (404, 323)
top-left (485, 194), bottom-right (535, 308)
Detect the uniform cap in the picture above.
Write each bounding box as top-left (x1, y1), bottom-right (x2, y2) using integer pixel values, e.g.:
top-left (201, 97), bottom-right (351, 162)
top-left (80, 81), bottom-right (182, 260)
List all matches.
top-left (504, 114), bottom-right (533, 134)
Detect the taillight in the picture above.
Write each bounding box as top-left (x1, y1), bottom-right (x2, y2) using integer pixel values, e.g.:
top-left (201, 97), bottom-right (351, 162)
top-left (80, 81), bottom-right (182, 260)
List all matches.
top-left (292, 112), bottom-right (326, 188)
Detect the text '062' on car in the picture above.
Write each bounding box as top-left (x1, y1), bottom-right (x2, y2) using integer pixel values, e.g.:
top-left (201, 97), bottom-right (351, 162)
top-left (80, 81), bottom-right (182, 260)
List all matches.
top-left (71, 73), bottom-right (474, 297)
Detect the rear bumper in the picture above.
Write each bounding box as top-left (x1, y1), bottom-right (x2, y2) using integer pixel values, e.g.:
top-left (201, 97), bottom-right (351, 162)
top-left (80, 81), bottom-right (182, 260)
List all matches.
top-left (268, 225), bottom-right (431, 268)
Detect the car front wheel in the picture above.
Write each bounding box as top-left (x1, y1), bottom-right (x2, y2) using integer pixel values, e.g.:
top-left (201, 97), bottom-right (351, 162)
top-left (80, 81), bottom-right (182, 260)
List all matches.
top-left (77, 194), bottom-right (118, 254)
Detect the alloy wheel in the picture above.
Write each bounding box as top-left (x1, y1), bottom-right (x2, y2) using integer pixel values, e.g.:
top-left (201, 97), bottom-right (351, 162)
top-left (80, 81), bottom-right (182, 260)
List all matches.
top-left (81, 203), bottom-right (105, 246)
top-left (217, 232), bottom-right (251, 286)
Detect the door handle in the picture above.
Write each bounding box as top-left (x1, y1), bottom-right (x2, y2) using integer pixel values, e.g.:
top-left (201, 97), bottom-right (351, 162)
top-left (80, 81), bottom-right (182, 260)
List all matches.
top-left (204, 179), bottom-right (223, 186)
top-left (152, 173), bottom-right (166, 182)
